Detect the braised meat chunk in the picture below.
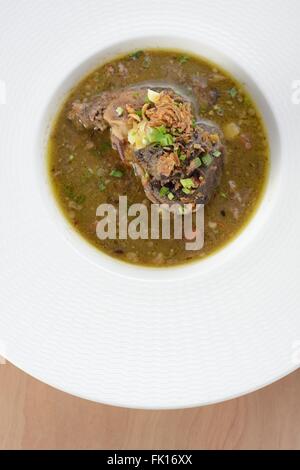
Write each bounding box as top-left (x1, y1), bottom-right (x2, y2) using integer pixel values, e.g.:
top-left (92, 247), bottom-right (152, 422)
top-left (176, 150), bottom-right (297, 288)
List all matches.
top-left (134, 121), bottom-right (224, 205)
top-left (69, 87), bottom-right (225, 208)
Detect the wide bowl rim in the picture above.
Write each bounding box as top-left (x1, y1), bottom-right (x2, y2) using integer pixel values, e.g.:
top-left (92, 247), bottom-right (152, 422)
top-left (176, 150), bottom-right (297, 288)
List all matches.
top-left (0, 0), bottom-right (299, 409)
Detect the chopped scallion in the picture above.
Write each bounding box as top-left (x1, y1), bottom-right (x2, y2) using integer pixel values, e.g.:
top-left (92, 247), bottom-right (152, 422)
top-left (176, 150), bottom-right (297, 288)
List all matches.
top-left (228, 87), bottom-right (238, 98)
top-left (159, 186), bottom-right (170, 197)
top-left (202, 154), bottom-right (213, 166)
top-left (182, 188), bottom-right (191, 195)
top-left (110, 169), bottom-right (124, 178)
top-left (193, 157), bottom-right (202, 168)
top-left (180, 178), bottom-right (196, 190)
top-left (116, 107), bottom-right (124, 117)
top-left (129, 50), bottom-right (143, 60)
top-left (178, 55), bottom-right (189, 64)
top-left (98, 180), bottom-right (106, 192)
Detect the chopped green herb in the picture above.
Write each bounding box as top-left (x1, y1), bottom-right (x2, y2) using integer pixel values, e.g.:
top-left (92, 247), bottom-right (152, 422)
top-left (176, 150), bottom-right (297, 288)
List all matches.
top-left (244, 95), bottom-right (252, 106)
top-left (180, 178), bottom-right (196, 190)
top-left (75, 194), bottom-right (86, 205)
top-left (99, 142), bottom-right (111, 152)
top-left (228, 87), bottom-right (238, 98)
top-left (178, 55), bottom-right (189, 64)
top-left (192, 118), bottom-right (197, 128)
top-left (143, 56), bottom-right (151, 68)
top-left (148, 124), bottom-right (165, 136)
top-left (81, 168), bottom-right (94, 183)
top-left (168, 192), bottom-right (175, 201)
top-left (202, 154), bottom-right (213, 166)
top-left (182, 188), bottom-right (191, 195)
top-left (147, 126), bottom-right (174, 147)
top-left (129, 50), bottom-right (144, 60)
top-left (193, 157), bottom-right (202, 168)
top-left (159, 186), bottom-right (170, 197)
top-left (213, 150), bottom-right (222, 158)
top-left (135, 109), bottom-right (143, 118)
top-left (98, 180), bottom-right (106, 192)
top-left (116, 106), bottom-right (124, 117)
top-left (160, 134), bottom-right (174, 147)
top-left (110, 169), bottom-right (124, 178)
top-left (220, 191), bottom-right (228, 199)
top-left (179, 154), bottom-right (187, 162)
top-left (64, 184), bottom-right (75, 200)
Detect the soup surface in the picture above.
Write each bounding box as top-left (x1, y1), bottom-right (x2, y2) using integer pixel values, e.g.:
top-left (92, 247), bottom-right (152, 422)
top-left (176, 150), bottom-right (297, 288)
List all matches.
top-left (48, 49), bottom-right (269, 267)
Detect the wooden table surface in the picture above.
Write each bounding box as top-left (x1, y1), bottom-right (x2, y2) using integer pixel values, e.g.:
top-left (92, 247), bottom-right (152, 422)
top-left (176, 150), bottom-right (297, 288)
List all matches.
top-left (0, 362), bottom-right (299, 450)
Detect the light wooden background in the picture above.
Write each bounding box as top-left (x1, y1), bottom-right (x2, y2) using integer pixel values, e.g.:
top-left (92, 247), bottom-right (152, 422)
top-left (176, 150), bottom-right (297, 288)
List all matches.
top-left (0, 363), bottom-right (299, 450)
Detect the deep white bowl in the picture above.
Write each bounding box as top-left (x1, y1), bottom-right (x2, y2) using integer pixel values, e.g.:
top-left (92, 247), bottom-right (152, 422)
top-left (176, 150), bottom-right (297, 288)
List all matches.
top-left (0, 0), bottom-right (299, 409)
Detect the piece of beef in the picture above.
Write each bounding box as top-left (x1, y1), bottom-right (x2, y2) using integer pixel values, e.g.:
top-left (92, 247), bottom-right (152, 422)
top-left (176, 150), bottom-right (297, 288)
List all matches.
top-left (69, 87), bottom-right (225, 208)
top-left (69, 87), bottom-right (188, 137)
top-left (68, 91), bottom-right (117, 131)
top-left (134, 121), bottom-right (224, 206)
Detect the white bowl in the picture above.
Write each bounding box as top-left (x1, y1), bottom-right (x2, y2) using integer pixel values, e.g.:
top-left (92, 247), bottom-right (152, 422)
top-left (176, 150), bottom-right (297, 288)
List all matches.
top-left (0, 0), bottom-right (299, 409)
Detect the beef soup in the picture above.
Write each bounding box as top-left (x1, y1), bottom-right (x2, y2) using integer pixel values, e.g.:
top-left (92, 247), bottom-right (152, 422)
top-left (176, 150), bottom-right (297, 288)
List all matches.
top-left (48, 49), bottom-right (269, 267)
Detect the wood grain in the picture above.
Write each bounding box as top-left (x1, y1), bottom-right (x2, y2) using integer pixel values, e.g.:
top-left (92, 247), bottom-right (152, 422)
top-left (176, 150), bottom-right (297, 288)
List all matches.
top-left (0, 363), bottom-right (299, 450)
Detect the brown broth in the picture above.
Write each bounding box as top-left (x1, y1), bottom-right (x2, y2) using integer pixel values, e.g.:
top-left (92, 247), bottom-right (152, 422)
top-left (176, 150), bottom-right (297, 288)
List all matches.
top-left (48, 49), bottom-right (269, 267)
